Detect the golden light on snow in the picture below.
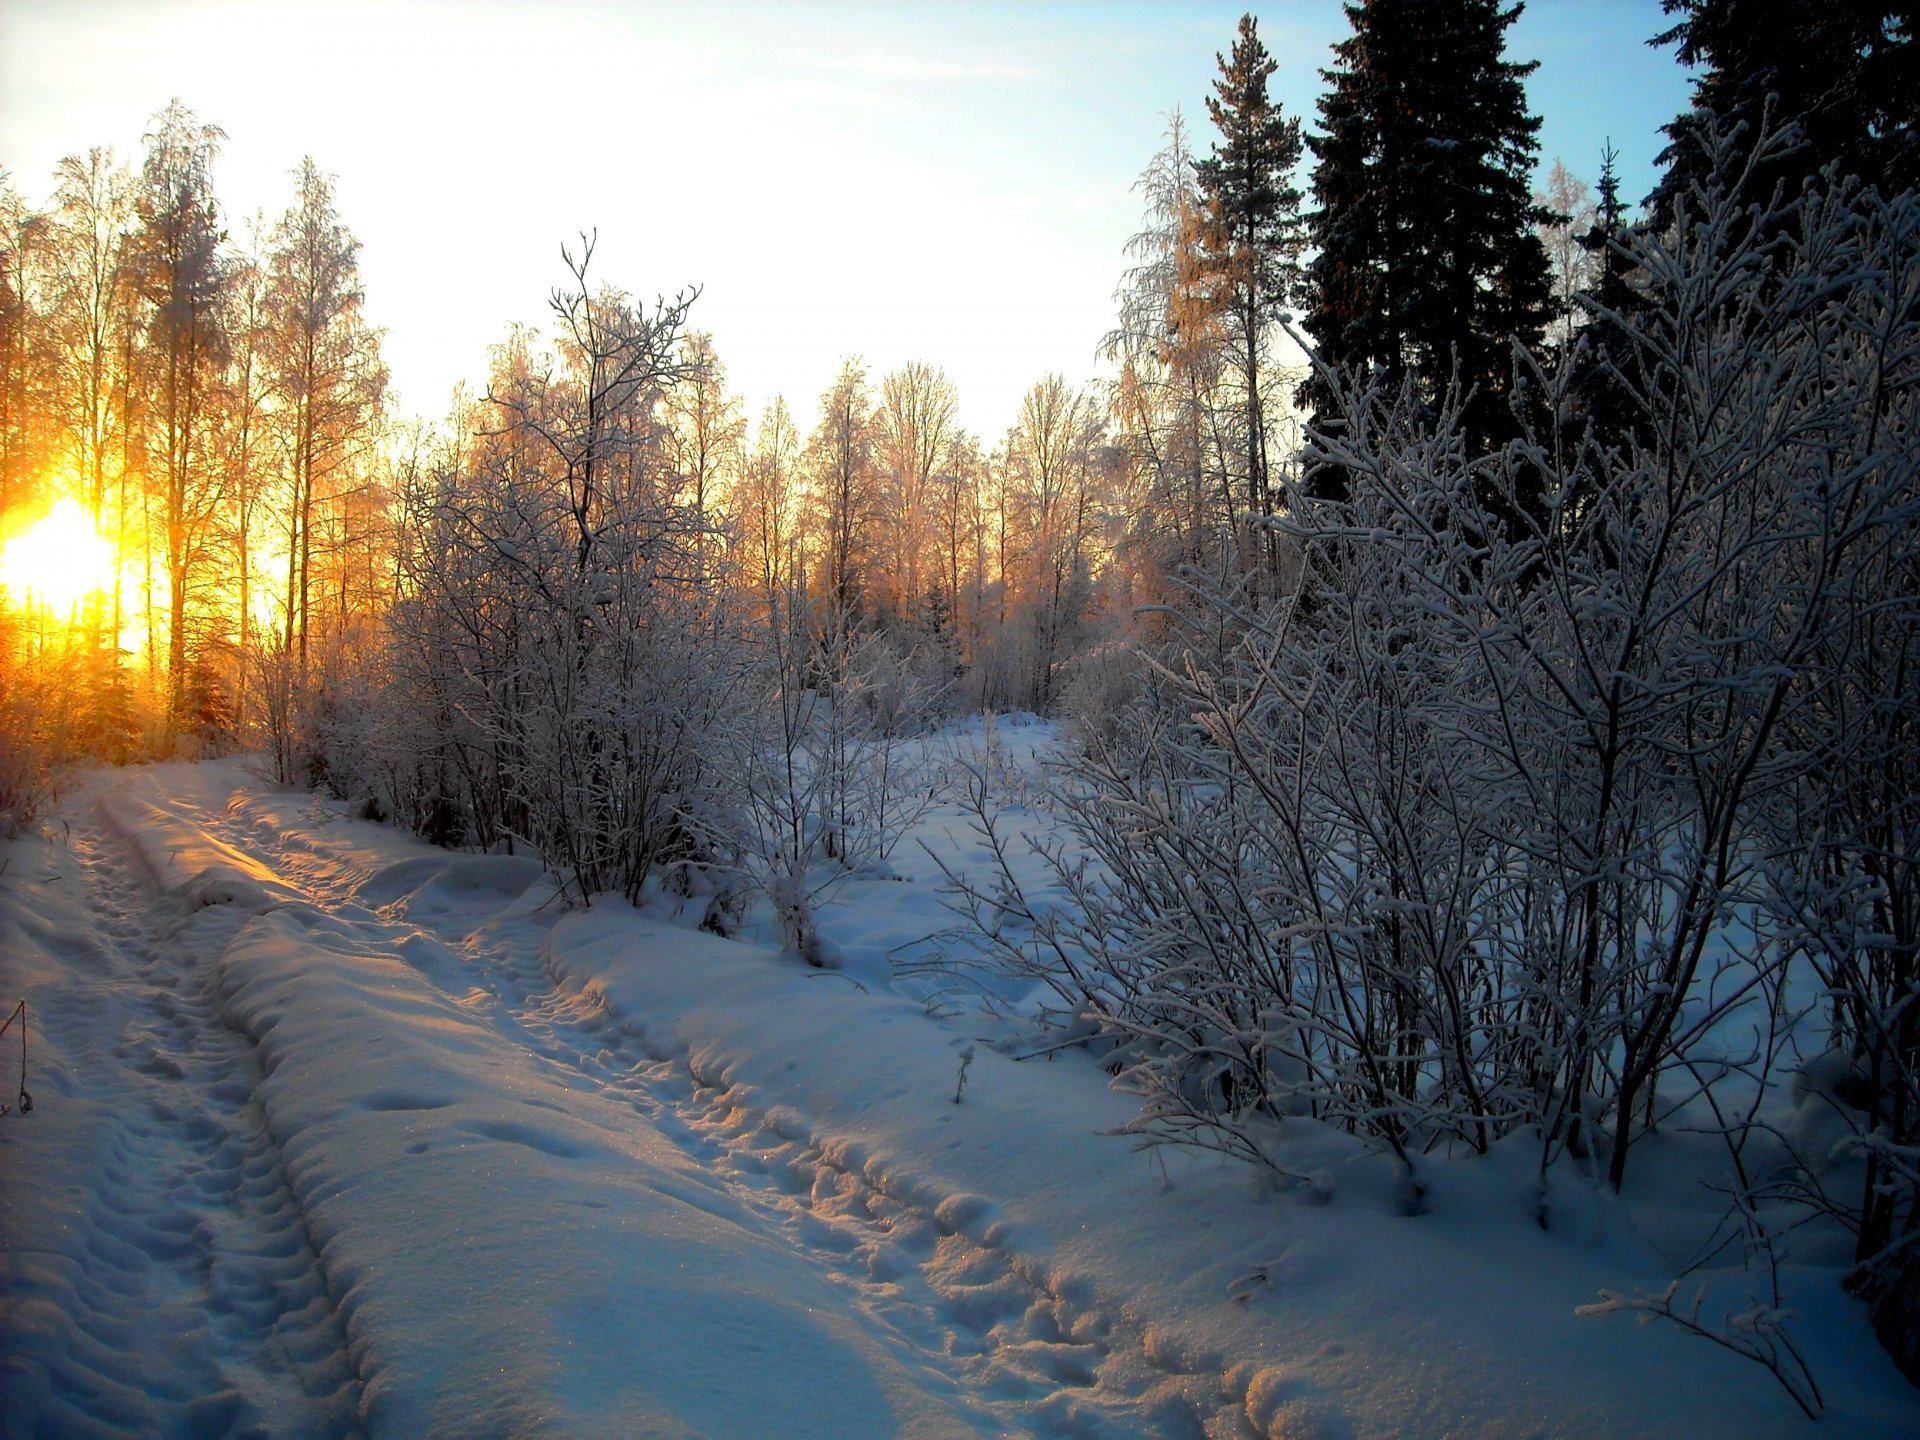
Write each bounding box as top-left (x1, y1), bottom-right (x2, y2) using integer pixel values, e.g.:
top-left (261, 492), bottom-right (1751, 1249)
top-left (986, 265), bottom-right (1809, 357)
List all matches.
top-left (0, 498), bottom-right (117, 619)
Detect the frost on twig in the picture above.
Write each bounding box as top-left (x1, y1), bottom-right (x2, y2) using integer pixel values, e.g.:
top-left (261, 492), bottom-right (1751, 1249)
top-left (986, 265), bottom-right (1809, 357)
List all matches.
top-left (1576, 1281), bottom-right (1823, 1419)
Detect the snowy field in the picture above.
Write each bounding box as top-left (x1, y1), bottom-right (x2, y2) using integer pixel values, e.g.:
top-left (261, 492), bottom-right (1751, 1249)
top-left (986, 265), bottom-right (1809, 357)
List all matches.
top-left (3, 721), bottom-right (1917, 1438)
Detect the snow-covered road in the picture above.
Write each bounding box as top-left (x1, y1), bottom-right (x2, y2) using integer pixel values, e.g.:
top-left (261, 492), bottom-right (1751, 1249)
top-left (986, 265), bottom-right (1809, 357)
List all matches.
top-left (4, 757), bottom-right (1918, 1438)
top-left (2, 777), bottom-right (359, 1436)
top-left (1, 765), bottom-right (1196, 1437)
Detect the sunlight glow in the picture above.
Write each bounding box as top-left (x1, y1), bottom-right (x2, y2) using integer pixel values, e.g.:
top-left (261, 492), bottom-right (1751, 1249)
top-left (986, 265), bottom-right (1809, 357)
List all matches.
top-left (0, 498), bottom-right (117, 619)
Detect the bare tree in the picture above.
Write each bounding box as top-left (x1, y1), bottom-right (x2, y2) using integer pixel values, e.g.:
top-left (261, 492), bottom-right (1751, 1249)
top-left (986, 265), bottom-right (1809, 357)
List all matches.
top-left (1004, 375), bottom-right (1102, 712)
top-left (803, 357), bottom-right (876, 638)
top-left (264, 156), bottom-right (384, 669)
top-left (874, 360), bottom-right (959, 627)
top-left (131, 100), bottom-right (230, 732)
top-left (1104, 110), bottom-right (1233, 579)
top-left (49, 149), bottom-right (134, 526)
top-left (667, 330), bottom-right (742, 582)
top-left (1534, 157), bottom-right (1598, 348)
top-left (0, 170), bottom-right (51, 521)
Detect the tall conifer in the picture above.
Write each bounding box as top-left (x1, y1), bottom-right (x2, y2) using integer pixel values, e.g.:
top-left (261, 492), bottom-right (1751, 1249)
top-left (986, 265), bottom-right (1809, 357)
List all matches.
top-left (1651, 0), bottom-right (1917, 224)
top-left (1303, 0), bottom-right (1552, 501)
top-left (1194, 13), bottom-right (1304, 566)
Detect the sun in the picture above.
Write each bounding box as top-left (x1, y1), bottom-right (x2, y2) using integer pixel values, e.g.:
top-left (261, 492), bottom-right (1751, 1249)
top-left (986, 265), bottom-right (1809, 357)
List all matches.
top-left (0, 498), bottom-right (118, 619)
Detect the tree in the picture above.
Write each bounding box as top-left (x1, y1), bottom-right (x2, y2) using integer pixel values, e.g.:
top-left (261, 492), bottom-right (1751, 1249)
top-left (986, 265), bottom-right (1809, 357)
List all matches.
top-left (1105, 110), bottom-right (1235, 580)
top-left (932, 430), bottom-right (987, 663)
top-left (1304, 0), bottom-right (1553, 494)
top-left (1534, 158), bottom-right (1597, 348)
top-left (874, 360), bottom-right (959, 627)
top-left (1566, 143), bottom-right (1651, 461)
top-left (264, 156), bottom-right (384, 670)
top-left (44, 150), bottom-right (140, 749)
top-left (219, 218), bottom-right (272, 721)
top-left (131, 100), bottom-right (230, 730)
top-left (1005, 375), bottom-right (1102, 712)
top-left (0, 172), bottom-right (51, 525)
top-left (667, 330), bottom-right (742, 583)
top-left (804, 358), bottom-right (876, 636)
top-left (1652, 0), bottom-right (1918, 224)
top-left (370, 244), bottom-right (732, 902)
top-left (739, 396), bottom-right (801, 619)
top-left (1194, 15), bottom-right (1305, 571)
top-left (49, 149), bottom-right (134, 526)
top-left (1579, 143), bottom-right (1636, 317)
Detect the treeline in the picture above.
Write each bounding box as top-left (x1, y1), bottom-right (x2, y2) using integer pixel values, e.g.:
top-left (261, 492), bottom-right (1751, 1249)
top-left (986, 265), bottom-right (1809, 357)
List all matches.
top-left (0, 143), bottom-right (1142, 840)
top-left (0, 2), bottom-right (1649, 822)
top-left (0, 102), bottom-right (384, 802)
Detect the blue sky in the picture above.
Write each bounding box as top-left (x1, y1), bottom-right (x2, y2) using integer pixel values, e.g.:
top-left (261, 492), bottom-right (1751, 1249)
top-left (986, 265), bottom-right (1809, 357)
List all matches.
top-left (2, 1), bottom-right (1693, 440)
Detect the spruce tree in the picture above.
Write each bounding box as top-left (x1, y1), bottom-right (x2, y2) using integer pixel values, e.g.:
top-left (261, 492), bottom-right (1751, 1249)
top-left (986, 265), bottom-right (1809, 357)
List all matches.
top-left (1193, 13), bottom-right (1305, 566)
top-left (1303, 0), bottom-right (1552, 503)
top-left (1580, 144), bottom-right (1635, 320)
top-left (1651, 1), bottom-right (1918, 224)
top-left (1566, 144), bottom-right (1652, 517)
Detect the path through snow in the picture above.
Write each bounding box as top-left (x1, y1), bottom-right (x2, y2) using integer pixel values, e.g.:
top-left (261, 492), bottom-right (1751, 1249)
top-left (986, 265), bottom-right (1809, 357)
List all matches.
top-left (2, 788), bottom-right (359, 1436)
top-left (4, 756), bottom-right (1918, 1439)
top-left (3, 765), bottom-right (1185, 1437)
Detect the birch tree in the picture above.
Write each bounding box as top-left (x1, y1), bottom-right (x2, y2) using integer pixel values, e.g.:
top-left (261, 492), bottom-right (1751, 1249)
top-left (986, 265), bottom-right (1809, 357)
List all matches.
top-left (131, 100), bottom-right (229, 730)
top-left (264, 156), bottom-right (384, 670)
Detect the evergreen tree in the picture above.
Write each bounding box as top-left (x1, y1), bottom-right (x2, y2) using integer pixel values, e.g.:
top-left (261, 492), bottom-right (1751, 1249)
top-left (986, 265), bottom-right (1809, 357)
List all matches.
top-left (1565, 144), bottom-right (1652, 516)
top-left (1303, 0), bottom-right (1553, 503)
top-left (1194, 15), bottom-right (1305, 563)
top-left (1579, 144), bottom-right (1635, 320)
top-left (1651, 1), bottom-right (1918, 224)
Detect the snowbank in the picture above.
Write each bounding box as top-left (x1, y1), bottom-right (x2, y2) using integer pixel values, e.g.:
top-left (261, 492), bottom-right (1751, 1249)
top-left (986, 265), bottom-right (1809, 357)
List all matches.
top-left (213, 900), bottom-right (990, 1438)
top-left (548, 900), bottom-right (1920, 1439)
top-left (6, 754), bottom-right (1917, 1438)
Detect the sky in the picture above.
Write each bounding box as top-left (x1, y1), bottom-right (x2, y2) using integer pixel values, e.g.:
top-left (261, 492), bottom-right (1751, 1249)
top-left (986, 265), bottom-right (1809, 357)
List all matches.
top-left (1, 1), bottom-right (1695, 442)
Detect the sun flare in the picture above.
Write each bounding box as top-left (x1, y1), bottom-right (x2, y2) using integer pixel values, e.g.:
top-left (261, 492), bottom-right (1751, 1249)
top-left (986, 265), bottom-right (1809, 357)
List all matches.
top-left (0, 498), bottom-right (118, 619)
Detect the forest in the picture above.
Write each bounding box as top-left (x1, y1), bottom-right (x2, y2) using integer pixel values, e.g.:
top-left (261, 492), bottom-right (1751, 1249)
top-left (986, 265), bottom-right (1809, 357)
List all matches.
top-left (2, 0), bottom-right (1916, 1410)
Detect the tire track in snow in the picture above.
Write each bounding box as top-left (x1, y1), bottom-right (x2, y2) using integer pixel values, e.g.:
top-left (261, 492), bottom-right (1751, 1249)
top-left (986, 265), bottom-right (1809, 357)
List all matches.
top-left (198, 789), bottom-right (1256, 1438)
top-left (443, 932), bottom-right (1244, 1439)
top-left (2, 804), bottom-right (365, 1439)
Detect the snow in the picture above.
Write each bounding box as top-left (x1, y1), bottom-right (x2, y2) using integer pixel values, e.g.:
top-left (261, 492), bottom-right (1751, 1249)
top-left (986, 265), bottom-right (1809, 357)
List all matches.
top-left (3, 737), bottom-right (1918, 1437)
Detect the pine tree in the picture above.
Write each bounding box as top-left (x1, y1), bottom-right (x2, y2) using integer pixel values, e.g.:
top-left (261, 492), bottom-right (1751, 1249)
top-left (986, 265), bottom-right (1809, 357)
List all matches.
top-left (1193, 13), bottom-right (1304, 567)
top-left (1303, 0), bottom-right (1552, 501)
top-left (1651, 1), bottom-right (1918, 224)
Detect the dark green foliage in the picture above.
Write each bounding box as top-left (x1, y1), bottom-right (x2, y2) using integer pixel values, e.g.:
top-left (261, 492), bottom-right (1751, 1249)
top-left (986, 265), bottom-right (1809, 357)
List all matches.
top-left (1652, 0), bottom-right (1918, 224)
top-left (1580, 144), bottom-right (1636, 317)
top-left (1303, 0), bottom-right (1553, 504)
top-left (1193, 13), bottom-right (1306, 558)
top-left (181, 652), bottom-right (236, 743)
top-left (1194, 14), bottom-right (1306, 315)
top-left (1566, 143), bottom-right (1652, 465)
